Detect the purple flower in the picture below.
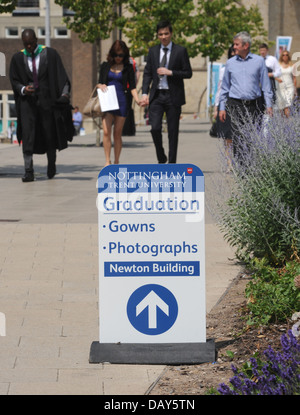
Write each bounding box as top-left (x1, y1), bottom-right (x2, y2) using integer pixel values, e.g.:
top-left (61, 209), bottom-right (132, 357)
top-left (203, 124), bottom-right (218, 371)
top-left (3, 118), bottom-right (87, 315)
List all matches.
top-left (216, 331), bottom-right (300, 395)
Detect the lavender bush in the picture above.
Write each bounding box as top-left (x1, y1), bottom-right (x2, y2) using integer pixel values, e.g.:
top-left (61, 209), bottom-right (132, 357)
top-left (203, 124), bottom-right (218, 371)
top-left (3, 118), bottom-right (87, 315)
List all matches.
top-left (214, 106), bottom-right (300, 266)
top-left (216, 330), bottom-right (300, 395)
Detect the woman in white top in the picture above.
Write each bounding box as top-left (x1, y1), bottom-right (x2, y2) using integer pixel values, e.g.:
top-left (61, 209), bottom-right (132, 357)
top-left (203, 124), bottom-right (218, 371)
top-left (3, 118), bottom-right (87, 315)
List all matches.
top-left (276, 51), bottom-right (297, 117)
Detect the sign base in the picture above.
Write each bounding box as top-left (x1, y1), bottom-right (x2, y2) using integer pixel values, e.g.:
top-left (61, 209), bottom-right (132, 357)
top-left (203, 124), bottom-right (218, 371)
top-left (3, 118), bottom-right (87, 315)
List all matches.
top-left (89, 340), bottom-right (216, 365)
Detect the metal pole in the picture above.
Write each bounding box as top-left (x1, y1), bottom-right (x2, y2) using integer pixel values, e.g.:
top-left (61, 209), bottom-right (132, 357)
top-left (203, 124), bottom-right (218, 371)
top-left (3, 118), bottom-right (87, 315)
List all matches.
top-left (45, 0), bottom-right (51, 47)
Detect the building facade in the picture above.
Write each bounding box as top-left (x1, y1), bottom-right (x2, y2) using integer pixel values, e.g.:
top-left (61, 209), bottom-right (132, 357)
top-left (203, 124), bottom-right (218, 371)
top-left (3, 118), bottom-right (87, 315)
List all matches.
top-left (0, 0), bottom-right (299, 137)
top-left (0, 0), bottom-right (98, 135)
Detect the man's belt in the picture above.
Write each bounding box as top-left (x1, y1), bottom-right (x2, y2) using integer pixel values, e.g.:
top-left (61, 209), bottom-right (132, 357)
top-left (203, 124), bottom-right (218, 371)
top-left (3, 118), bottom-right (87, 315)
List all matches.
top-left (229, 97), bottom-right (261, 106)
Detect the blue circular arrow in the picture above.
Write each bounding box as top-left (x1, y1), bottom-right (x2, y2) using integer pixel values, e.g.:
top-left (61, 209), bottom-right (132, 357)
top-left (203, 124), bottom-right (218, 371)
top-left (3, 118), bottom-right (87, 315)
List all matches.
top-left (127, 284), bottom-right (178, 335)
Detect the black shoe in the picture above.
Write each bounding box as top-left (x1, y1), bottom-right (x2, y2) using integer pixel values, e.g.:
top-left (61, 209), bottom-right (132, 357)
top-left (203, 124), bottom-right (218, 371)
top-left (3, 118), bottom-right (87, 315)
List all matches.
top-left (158, 155), bottom-right (167, 164)
top-left (47, 164), bottom-right (56, 179)
top-left (22, 174), bottom-right (34, 182)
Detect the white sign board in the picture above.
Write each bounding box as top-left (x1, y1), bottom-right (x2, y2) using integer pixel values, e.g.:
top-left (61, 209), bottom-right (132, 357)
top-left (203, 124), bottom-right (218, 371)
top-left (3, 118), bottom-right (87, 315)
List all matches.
top-left (96, 164), bottom-right (206, 344)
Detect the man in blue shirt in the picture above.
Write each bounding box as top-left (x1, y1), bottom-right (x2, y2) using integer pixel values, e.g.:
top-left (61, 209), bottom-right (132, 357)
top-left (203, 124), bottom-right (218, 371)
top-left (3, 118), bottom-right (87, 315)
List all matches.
top-left (73, 106), bottom-right (83, 135)
top-left (219, 32), bottom-right (273, 161)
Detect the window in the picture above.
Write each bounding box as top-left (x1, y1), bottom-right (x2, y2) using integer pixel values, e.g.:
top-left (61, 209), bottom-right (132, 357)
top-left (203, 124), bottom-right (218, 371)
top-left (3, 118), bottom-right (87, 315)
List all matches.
top-left (63, 7), bottom-right (75, 16)
top-left (16, 1), bottom-right (39, 6)
top-left (13, 1), bottom-right (39, 16)
top-left (54, 28), bottom-right (68, 38)
top-left (0, 93), bottom-right (17, 135)
top-left (8, 95), bottom-right (17, 119)
top-left (7, 93), bottom-right (17, 139)
top-left (5, 28), bottom-right (19, 38)
top-left (38, 27), bottom-right (46, 38)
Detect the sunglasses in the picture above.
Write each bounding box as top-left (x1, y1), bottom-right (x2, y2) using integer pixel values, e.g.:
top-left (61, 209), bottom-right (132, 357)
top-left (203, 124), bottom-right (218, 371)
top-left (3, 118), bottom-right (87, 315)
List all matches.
top-left (113, 53), bottom-right (125, 58)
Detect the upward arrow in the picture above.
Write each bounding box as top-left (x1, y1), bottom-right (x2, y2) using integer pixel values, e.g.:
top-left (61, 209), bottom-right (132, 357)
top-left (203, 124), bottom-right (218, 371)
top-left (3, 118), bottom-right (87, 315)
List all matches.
top-left (136, 290), bottom-right (169, 329)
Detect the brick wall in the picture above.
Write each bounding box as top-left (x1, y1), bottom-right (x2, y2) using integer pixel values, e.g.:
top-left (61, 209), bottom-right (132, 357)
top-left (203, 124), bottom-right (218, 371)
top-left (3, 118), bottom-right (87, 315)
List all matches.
top-left (70, 32), bottom-right (97, 116)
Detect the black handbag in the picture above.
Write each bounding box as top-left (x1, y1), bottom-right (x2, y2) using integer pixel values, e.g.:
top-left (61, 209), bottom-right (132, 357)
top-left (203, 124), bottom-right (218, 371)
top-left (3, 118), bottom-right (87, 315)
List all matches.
top-left (209, 121), bottom-right (218, 137)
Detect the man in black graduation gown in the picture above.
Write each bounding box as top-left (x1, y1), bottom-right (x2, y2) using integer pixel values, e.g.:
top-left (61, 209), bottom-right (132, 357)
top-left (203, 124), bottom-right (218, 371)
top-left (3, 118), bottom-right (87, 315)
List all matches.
top-left (9, 29), bottom-right (74, 182)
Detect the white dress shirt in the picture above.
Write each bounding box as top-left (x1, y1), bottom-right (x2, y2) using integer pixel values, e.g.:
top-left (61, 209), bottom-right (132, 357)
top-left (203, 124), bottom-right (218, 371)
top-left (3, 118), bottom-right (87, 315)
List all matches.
top-left (21, 46), bottom-right (41, 95)
top-left (159, 42), bottom-right (172, 89)
top-left (264, 54), bottom-right (282, 78)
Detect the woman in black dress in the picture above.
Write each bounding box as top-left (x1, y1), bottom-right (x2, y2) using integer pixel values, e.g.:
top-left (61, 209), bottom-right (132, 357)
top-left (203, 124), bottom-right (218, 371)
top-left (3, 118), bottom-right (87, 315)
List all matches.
top-left (97, 41), bottom-right (140, 166)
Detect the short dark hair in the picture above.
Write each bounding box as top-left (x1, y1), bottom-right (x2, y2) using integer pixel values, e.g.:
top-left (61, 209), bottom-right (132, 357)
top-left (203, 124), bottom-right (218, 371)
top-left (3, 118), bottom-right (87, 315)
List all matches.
top-left (156, 20), bottom-right (172, 33)
top-left (22, 28), bottom-right (37, 40)
top-left (259, 43), bottom-right (268, 50)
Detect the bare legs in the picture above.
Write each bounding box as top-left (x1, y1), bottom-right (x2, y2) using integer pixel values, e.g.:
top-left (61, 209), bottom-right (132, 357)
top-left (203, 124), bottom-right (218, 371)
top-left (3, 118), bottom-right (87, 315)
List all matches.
top-left (102, 113), bottom-right (126, 166)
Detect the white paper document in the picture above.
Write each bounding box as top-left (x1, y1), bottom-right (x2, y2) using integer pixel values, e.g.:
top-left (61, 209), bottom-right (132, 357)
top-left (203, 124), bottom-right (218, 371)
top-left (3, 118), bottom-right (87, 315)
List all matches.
top-left (97, 85), bottom-right (119, 112)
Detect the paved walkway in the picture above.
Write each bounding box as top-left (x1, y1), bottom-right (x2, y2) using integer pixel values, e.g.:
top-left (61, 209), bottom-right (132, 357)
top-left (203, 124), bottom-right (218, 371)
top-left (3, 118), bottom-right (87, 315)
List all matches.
top-left (0, 118), bottom-right (240, 395)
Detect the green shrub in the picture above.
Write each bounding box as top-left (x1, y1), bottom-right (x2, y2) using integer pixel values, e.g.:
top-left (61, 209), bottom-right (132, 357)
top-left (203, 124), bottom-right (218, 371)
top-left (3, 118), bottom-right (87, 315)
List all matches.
top-left (245, 259), bottom-right (300, 326)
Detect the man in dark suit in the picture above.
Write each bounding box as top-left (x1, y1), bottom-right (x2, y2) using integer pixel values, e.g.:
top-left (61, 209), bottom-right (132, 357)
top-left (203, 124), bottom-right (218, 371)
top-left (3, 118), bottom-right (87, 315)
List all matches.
top-left (10, 29), bottom-right (74, 182)
top-left (141, 21), bottom-right (192, 163)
